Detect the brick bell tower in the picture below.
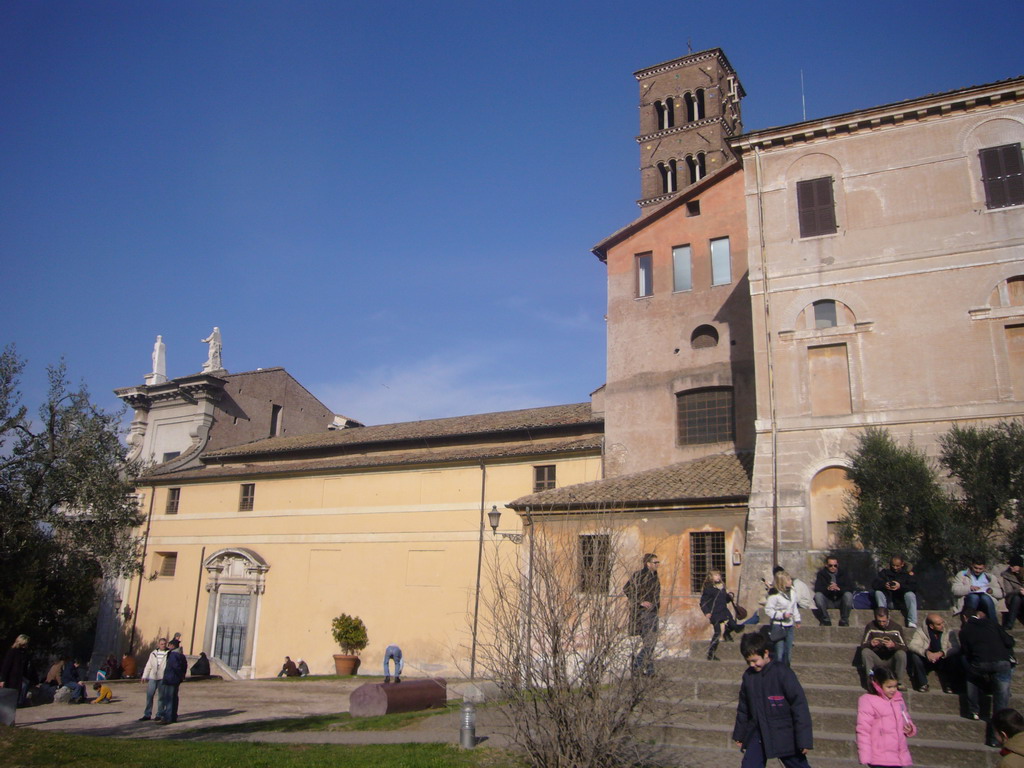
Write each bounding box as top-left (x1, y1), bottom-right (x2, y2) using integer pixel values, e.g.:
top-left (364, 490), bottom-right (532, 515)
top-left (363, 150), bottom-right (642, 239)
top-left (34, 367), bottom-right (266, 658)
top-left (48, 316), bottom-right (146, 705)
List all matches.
top-left (635, 47), bottom-right (744, 213)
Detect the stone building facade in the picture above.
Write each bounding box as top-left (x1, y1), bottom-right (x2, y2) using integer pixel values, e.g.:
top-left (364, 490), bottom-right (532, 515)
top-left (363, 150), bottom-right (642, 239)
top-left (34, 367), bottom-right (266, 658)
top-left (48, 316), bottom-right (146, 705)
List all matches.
top-left (729, 75), bottom-right (1024, 599)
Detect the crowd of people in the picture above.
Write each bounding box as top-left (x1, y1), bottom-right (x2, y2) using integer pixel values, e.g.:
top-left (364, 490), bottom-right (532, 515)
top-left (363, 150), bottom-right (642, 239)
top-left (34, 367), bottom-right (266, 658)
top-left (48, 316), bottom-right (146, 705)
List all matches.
top-left (688, 552), bottom-right (1024, 765)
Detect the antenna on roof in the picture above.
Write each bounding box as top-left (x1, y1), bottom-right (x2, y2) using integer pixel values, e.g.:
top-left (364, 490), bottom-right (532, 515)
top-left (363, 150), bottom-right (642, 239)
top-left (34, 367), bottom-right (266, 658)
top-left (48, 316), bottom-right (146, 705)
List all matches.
top-left (687, 38), bottom-right (693, 54)
top-left (800, 69), bottom-right (807, 121)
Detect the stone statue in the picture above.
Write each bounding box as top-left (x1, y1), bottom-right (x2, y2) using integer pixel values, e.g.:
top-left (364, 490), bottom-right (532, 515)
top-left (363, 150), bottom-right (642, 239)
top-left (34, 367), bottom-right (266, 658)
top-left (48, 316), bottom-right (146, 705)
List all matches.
top-left (144, 335), bottom-right (168, 385)
top-left (201, 327), bottom-right (223, 373)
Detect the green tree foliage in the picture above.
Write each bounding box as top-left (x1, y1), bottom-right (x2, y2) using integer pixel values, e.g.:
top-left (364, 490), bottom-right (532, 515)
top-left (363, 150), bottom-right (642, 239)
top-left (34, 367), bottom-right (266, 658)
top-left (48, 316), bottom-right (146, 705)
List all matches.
top-left (841, 427), bottom-right (953, 569)
top-left (0, 346), bottom-right (143, 654)
top-left (940, 421), bottom-right (1024, 559)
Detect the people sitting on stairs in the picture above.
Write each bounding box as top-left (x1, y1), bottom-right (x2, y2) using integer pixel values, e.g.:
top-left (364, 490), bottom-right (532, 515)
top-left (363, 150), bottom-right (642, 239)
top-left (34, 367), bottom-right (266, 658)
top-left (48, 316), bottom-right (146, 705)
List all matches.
top-left (859, 607), bottom-right (910, 691)
top-left (907, 612), bottom-right (959, 693)
top-left (873, 556), bottom-right (919, 629)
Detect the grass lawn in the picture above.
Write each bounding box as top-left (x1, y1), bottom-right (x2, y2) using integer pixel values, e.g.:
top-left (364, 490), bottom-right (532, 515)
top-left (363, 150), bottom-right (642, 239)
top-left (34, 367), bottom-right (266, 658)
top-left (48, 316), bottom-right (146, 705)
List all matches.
top-left (190, 701), bottom-right (462, 735)
top-left (0, 727), bottom-right (517, 768)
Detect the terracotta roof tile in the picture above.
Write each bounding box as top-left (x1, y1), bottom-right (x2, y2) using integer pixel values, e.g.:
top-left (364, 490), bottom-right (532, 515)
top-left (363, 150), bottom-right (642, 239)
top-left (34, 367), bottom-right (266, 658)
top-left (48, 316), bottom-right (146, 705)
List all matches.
top-left (144, 435), bottom-right (603, 483)
top-left (203, 402), bottom-right (599, 460)
top-left (508, 453), bottom-right (753, 510)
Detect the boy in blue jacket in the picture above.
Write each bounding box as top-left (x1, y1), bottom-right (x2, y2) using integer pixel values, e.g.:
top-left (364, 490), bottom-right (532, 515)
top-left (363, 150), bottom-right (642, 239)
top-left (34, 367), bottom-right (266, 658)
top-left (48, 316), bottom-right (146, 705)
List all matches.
top-left (732, 632), bottom-right (814, 767)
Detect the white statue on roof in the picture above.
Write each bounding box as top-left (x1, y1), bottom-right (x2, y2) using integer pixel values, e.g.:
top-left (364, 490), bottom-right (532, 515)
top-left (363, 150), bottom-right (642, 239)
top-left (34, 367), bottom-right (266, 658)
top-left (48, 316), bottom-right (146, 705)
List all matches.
top-left (145, 335), bottom-right (168, 385)
top-left (201, 327), bottom-right (223, 373)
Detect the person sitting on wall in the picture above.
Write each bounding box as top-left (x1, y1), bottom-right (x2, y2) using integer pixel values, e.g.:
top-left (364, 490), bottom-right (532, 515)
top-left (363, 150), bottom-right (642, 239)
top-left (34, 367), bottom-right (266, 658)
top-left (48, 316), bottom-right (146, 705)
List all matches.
top-left (120, 653), bottom-right (138, 679)
top-left (907, 612), bottom-right (959, 693)
top-left (859, 607), bottom-right (910, 690)
top-left (60, 659), bottom-right (87, 703)
top-left (1001, 556), bottom-right (1024, 631)
top-left (189, 652), bottom-right (210, 677)
top-left (813, 556), bottom-right (854, 627)
top-left (873, 556), bottom-right (919, 628)
top-left (953, 556), bottom-right (1005, 625)
top-left (277, 656), bottom-right (300, 677)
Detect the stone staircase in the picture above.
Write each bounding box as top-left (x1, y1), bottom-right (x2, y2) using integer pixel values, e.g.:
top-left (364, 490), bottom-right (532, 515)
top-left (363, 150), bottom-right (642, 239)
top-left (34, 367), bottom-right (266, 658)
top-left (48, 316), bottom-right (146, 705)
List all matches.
top-left (644, 610), bottom-right (1022, 767)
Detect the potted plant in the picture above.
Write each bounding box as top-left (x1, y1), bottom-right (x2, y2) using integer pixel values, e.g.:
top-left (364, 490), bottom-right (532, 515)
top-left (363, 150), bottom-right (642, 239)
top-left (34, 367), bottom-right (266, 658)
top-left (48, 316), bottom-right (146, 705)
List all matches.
top-left (330, 613), bottom-right (368, 676)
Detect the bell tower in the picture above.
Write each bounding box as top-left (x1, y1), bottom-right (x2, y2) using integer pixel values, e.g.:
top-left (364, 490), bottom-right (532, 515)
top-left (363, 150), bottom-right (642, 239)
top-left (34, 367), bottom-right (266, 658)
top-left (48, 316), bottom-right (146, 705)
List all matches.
top-left (635, 48), bottom-right (744, 212)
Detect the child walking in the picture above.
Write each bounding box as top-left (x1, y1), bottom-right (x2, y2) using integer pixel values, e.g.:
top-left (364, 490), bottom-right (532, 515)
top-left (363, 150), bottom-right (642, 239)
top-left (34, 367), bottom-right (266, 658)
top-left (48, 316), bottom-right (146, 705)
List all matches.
top-left (699, 569), bottom-right (740, 660)
top-left (856, 666), bottom-right (916, 767)
top-left (732, 632), bottom-right (814, 767)
top-left (765, 570), bottom-right (800, 666)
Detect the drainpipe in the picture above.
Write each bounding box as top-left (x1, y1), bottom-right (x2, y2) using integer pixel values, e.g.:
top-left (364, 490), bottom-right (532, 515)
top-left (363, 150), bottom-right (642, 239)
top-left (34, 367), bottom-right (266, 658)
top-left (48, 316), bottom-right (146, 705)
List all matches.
top-left (129, 484), bottom-right (157, 654)
top-left (189, 546), bottom-right (206, 655)
top-left (469, 461), bottom-right (487, 680)
top-left (754, 146), bottom-right (780, 568)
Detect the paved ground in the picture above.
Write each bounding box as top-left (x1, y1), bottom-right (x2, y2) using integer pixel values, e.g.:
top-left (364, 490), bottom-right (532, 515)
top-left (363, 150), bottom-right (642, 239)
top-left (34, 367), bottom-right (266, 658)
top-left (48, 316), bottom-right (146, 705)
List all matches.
top-left (13, 677), bottom-right (512, 748)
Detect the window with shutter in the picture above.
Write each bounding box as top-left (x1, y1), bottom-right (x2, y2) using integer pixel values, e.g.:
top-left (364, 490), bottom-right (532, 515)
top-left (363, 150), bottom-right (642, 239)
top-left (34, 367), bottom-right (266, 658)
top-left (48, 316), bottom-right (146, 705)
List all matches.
top-left (980, 144), bottom-right (1024, 209)
top-left (796, 177), bottom-right (838, 238)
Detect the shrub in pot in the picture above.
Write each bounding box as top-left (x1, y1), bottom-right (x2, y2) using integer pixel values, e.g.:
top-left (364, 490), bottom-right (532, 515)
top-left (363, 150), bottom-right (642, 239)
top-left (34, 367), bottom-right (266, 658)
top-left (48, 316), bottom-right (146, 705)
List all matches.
top-left (330, 613), bottom-right (368, 675)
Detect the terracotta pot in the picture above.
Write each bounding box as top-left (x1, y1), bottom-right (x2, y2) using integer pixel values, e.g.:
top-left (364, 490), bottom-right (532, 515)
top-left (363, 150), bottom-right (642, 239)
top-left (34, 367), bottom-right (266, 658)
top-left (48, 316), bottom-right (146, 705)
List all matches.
top-left (333, 654), bottom-right (360, 676)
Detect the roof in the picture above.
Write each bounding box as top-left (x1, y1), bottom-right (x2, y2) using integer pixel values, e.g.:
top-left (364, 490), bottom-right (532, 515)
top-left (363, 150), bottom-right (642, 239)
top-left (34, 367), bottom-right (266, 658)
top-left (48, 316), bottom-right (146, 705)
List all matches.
top-left (507, 452), bottom-right (754, 511)
top-left (633, 47), bottom-right (746, 98)
top-left (142, 434), bottom-right (603, 483)
top-left (198, 402), bottom-right (600, 461)
top-left (591, 161), bottom-right (741, 262)
top-left (731, 75), bottom-right (1024, 153)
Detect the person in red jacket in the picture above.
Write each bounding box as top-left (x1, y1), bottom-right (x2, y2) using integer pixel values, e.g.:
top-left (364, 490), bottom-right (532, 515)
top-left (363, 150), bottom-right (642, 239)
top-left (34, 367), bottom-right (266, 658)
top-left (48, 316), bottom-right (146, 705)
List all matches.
top-left (857, 666), bottom-right (917, 767)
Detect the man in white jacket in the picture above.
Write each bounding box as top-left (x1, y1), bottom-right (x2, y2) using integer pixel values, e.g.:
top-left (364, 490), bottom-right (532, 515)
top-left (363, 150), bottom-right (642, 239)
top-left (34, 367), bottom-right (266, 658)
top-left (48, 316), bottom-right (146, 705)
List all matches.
top-left (138, 638), bottom-right (168, 721)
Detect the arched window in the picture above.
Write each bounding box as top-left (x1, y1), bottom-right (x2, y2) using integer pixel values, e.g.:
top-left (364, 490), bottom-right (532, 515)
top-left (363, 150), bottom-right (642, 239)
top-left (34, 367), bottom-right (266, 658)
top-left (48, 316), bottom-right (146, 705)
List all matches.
top-left (691, 325), bottom-right (719, 349)
top-left (676, 387), bottom-right (734, 445)
top-left (684, 92), bottom-right (696, 123)
top-left (658, 160), bottom-right (677, 194)
top-left (664, 97), bottom-right (675, 129)
top-left (695, 88), bottom-right (705, 120)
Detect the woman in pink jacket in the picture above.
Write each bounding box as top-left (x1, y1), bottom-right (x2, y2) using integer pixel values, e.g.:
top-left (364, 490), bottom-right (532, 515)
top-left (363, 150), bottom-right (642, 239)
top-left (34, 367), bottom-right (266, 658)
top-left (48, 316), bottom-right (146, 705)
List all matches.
top-left (857, 666), bottom-right (917, 767)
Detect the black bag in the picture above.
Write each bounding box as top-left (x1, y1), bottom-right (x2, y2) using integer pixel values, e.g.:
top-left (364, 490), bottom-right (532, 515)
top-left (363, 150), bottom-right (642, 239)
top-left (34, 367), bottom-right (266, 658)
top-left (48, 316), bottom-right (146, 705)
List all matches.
top-left (766, 620), bottom-right (786, 643)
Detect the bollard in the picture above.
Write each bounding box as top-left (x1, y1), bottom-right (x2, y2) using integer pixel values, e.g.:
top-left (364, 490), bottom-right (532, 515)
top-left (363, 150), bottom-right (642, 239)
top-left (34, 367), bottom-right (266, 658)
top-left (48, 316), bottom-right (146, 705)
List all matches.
top-left (459, 700), bottom-right (476, 748)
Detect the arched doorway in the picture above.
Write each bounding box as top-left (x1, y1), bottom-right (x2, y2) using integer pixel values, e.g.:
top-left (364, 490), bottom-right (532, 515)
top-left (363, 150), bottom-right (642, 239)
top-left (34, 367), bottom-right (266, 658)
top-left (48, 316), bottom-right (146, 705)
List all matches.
top-left (809, 467), bottom-right (854, 551)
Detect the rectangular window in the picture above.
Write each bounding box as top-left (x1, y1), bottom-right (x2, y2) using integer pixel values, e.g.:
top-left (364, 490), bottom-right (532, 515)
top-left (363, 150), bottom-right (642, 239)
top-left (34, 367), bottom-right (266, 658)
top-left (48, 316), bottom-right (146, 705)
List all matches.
top-left (161, 451), bottom-right (180, 463)
top-left (636, 253), bottom-right (653, 297)
top-left (980, 144), bottom-right (1024, 209)
top-left (165, 488), bottom-right (180, 515)
top-left (157, 552), bottom-right (178, 578)
top-left (239, 483), bottom-right (255, 512)
top-left (677, 388), bottom-right (734, 445)
top-left (270, 404), bottom-right (283, 437)
top-left (813, 299), bottom-right (838, 329)
top-left (796, 177), bottom-right (838, 237)
top-left (672, 245), bottom-right (692, 292)
top-left (578, 534), bottom-right (611, 593)
top-left (533, 465), bottom-right (556, 493)
top-left (690, 531), bottom-right (725, 594)
top-left (710, 237), bottom-right (731, 286)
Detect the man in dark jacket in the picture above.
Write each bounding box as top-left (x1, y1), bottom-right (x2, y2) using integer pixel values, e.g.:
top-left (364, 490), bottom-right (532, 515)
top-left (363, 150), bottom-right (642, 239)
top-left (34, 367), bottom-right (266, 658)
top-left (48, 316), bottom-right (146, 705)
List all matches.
top-left (1001, 555), bottom-right (1024, 630)
top-left (624, 553), bottom-right (660, 676)
top-left (873, 556), bottom-right (919, 628)
top-left (733, 632), bottom-right (813, 767)
top-left (812, 556), bottom-right (854, 626)
top-left (157, 639), bottom-right (188, 724)
top-left (60, 659), bottom-right (86, 703)
top-left (961, 603), bottom-right (1015, 747)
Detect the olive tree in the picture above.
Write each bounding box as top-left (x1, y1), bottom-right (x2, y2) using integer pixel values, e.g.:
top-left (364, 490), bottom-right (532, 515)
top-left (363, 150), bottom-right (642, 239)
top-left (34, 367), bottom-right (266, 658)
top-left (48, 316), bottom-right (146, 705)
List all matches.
top-left (0, 346), bottom-right (143, 654)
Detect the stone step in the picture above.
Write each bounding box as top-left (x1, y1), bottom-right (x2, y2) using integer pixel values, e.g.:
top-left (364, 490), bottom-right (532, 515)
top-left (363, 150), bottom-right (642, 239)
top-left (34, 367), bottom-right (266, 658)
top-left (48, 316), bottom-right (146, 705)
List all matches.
top-left (653, 742), bottom-right (966, 768)
top-left (663, 657), bottom-right (1024, 692)
top-left (662, 699), bottom-right (986, 741)
top-left (642, 722), bottom-right (1000, 766)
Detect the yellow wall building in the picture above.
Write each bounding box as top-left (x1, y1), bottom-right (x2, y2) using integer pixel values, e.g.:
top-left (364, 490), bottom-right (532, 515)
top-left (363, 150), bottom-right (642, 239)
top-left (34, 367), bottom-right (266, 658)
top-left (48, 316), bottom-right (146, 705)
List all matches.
top-left (122, 398), bottom-right (603, 679)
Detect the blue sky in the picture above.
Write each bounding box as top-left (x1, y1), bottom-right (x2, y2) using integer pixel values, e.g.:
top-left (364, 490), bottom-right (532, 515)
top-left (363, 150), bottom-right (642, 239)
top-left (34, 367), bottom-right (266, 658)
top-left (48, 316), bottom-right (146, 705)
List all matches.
top-left (3, 1), bottom-right (1021, 426)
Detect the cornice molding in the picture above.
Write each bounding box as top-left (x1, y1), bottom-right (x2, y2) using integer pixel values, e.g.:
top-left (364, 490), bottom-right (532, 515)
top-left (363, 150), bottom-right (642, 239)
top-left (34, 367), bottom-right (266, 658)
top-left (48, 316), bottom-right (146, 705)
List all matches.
top-left (731, 78), bottom-right (1024, 154)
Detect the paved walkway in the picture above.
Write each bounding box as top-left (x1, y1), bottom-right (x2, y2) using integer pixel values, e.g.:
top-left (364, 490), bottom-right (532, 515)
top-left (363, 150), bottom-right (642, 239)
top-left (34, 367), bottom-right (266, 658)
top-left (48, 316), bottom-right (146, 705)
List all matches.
top-left (13, 678), bottom-right (512, 748)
